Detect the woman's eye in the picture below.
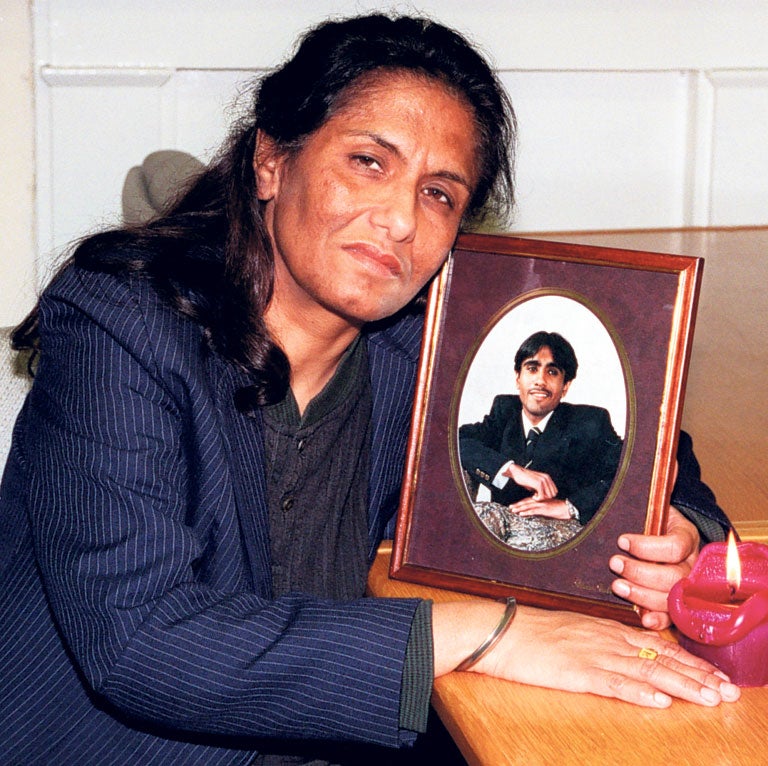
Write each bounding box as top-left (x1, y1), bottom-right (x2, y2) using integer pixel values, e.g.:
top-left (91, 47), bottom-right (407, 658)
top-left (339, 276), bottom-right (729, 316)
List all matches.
top-left (424, 187), bottom-right (454, 208)
top-left (351, 154), bottom-right (382, 170)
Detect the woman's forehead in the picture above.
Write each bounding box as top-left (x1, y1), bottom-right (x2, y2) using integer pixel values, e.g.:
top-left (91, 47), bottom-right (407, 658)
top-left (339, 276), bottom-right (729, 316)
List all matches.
top-left (322, 70), bottom-right (480, 168)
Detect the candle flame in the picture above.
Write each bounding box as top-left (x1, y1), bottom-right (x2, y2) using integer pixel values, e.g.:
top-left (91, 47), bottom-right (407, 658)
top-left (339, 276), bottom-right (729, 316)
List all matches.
top-left (726, 530), bottom-right (741, 592)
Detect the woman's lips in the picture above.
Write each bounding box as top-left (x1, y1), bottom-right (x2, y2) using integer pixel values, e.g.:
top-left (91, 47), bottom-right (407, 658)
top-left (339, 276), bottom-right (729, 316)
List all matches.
top-left (343, 243), bottom-right (403, 276)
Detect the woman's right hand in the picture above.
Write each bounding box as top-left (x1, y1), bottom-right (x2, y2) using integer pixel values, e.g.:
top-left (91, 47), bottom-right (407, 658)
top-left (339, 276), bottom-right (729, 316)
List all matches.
top-left (432, 601), bottom-right (741, 708)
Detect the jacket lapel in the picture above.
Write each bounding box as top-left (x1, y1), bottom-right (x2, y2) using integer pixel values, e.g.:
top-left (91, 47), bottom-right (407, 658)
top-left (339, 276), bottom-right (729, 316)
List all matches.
top-left (533, 405), bottom-right (569, 465)
top-left (365, 313), bottom-right (422, 559)
top-left (506, 397), bottom-right (527, 463)
top-left (211, 357), bottom-right (272, 595)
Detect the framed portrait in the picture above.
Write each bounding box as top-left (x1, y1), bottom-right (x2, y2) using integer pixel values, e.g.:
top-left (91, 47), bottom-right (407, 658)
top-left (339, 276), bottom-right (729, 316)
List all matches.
top-left (391, 233), bottom-right (702, 625)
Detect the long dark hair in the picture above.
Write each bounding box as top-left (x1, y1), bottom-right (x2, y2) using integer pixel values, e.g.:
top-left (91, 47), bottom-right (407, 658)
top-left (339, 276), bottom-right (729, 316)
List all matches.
top-left (13, 13), bottom-right (516, 408)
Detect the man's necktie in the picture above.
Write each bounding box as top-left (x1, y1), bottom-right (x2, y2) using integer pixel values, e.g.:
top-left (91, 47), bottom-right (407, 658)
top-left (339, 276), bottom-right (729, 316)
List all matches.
top-left (524, 426), bottom-right (541, 466)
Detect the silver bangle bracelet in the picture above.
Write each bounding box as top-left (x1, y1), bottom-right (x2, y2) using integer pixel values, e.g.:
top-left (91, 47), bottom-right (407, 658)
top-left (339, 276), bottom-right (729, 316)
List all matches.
top-left (454, 596), bottom-right (517, 672)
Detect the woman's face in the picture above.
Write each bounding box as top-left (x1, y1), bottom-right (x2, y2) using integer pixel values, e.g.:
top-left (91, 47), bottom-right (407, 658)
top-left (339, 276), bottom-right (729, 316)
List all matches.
top-left (256, 71), bottom-right (480, 329)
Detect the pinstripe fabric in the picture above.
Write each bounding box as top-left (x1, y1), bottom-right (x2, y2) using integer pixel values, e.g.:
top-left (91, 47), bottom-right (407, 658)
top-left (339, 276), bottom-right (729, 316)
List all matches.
top-left (0, 266), bottom-right (424, 765)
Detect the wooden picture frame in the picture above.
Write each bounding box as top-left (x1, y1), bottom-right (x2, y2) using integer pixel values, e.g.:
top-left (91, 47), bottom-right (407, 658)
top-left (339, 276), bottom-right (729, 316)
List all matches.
top-left (391, 233), bottom-right (702, 625)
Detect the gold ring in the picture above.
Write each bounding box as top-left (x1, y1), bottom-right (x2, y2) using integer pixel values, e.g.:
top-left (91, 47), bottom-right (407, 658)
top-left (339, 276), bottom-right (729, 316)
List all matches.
top-left (638, 647), bottom-right (659, 661)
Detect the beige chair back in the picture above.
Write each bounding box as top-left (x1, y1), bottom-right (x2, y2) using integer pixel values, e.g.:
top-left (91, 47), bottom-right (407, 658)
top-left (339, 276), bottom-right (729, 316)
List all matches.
top-left (0, 327), bottom-right (33, 476)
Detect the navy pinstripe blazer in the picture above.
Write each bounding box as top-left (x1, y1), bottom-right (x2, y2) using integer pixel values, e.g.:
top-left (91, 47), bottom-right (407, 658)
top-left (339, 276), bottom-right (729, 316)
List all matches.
top-left (0, 263), bottom-right (730, 765)
top-left (0, 266), bottom-right (424, 765)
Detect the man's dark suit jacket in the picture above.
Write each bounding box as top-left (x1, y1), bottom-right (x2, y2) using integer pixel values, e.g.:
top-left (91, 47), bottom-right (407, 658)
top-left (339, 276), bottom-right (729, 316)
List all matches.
top-left (0, 266), bottom-right (423, 765)
top-left (0, 265), bottom-right (730, 765)
top-left (461, 395), bottom-right (620, 523)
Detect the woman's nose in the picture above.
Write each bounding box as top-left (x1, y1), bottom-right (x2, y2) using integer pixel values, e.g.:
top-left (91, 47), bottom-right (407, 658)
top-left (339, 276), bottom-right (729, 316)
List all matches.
top-left (370, 187), bottom-right (418, 243)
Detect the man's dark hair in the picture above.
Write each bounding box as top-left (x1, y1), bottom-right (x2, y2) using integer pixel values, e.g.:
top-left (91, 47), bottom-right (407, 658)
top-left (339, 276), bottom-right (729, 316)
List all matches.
top-left (13, 14), bottom-right (517, 409)
top-left (514, 331), bottom-right (578, 383)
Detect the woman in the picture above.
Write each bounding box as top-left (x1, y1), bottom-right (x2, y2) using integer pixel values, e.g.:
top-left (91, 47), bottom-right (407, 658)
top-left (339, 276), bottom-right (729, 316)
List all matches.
top-left (0, 13), bottom-right (737, 766)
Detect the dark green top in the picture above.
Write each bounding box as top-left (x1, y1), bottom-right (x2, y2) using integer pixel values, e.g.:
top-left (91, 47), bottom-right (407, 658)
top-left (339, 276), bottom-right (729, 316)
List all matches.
top-left (262, 336), bottom-right (432, 740)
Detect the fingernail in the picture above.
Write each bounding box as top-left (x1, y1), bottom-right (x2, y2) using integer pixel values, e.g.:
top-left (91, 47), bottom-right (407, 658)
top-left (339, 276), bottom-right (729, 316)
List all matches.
top-left (700, 686), bottom-right (719, 704)
top-left (653, 692), bottom-right (672, 707)
top-left (617, 536), bottom-right (630, 552)
top-left (642, 614), bottom-right (661, 630)
top-left (613, 580), bottom-right (631, 598)
top-left (609, 556), bottom-right (624, 574)
top-left (720, 682), bottom-right (740, 700)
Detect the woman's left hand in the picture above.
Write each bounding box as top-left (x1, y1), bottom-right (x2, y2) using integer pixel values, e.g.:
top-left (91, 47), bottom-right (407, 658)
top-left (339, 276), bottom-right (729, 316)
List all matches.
top-left (609, 505), bottom-right (700, 630)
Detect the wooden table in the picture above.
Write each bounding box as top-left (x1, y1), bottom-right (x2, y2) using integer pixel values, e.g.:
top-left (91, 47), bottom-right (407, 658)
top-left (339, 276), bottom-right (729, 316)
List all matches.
top-left (368, 541), bottom-right (768, 766)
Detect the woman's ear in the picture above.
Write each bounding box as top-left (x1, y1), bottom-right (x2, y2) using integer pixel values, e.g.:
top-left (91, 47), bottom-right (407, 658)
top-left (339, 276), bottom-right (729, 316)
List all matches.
top-left (253, 131), bottom-right (282, 201)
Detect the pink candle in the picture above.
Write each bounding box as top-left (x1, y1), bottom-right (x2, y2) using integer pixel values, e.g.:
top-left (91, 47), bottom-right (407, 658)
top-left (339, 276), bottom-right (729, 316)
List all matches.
top-left (668, 534), bottom-right (768, 686)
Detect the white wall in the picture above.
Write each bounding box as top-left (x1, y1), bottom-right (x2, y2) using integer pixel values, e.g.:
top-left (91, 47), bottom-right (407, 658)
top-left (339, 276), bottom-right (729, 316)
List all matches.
top-left (0, 1), bottom-right (36, 326)
top-left (2, 0), bottom-right (767, 325)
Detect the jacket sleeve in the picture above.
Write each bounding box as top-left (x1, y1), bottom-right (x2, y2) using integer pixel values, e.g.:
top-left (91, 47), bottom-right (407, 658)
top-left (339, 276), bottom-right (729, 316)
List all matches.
top-left (672, 430), bottom-right (731, 542)
top-left (458, 396), bottom-right (514, 488)
top-left (23, 267), bottom-right (421, 748)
